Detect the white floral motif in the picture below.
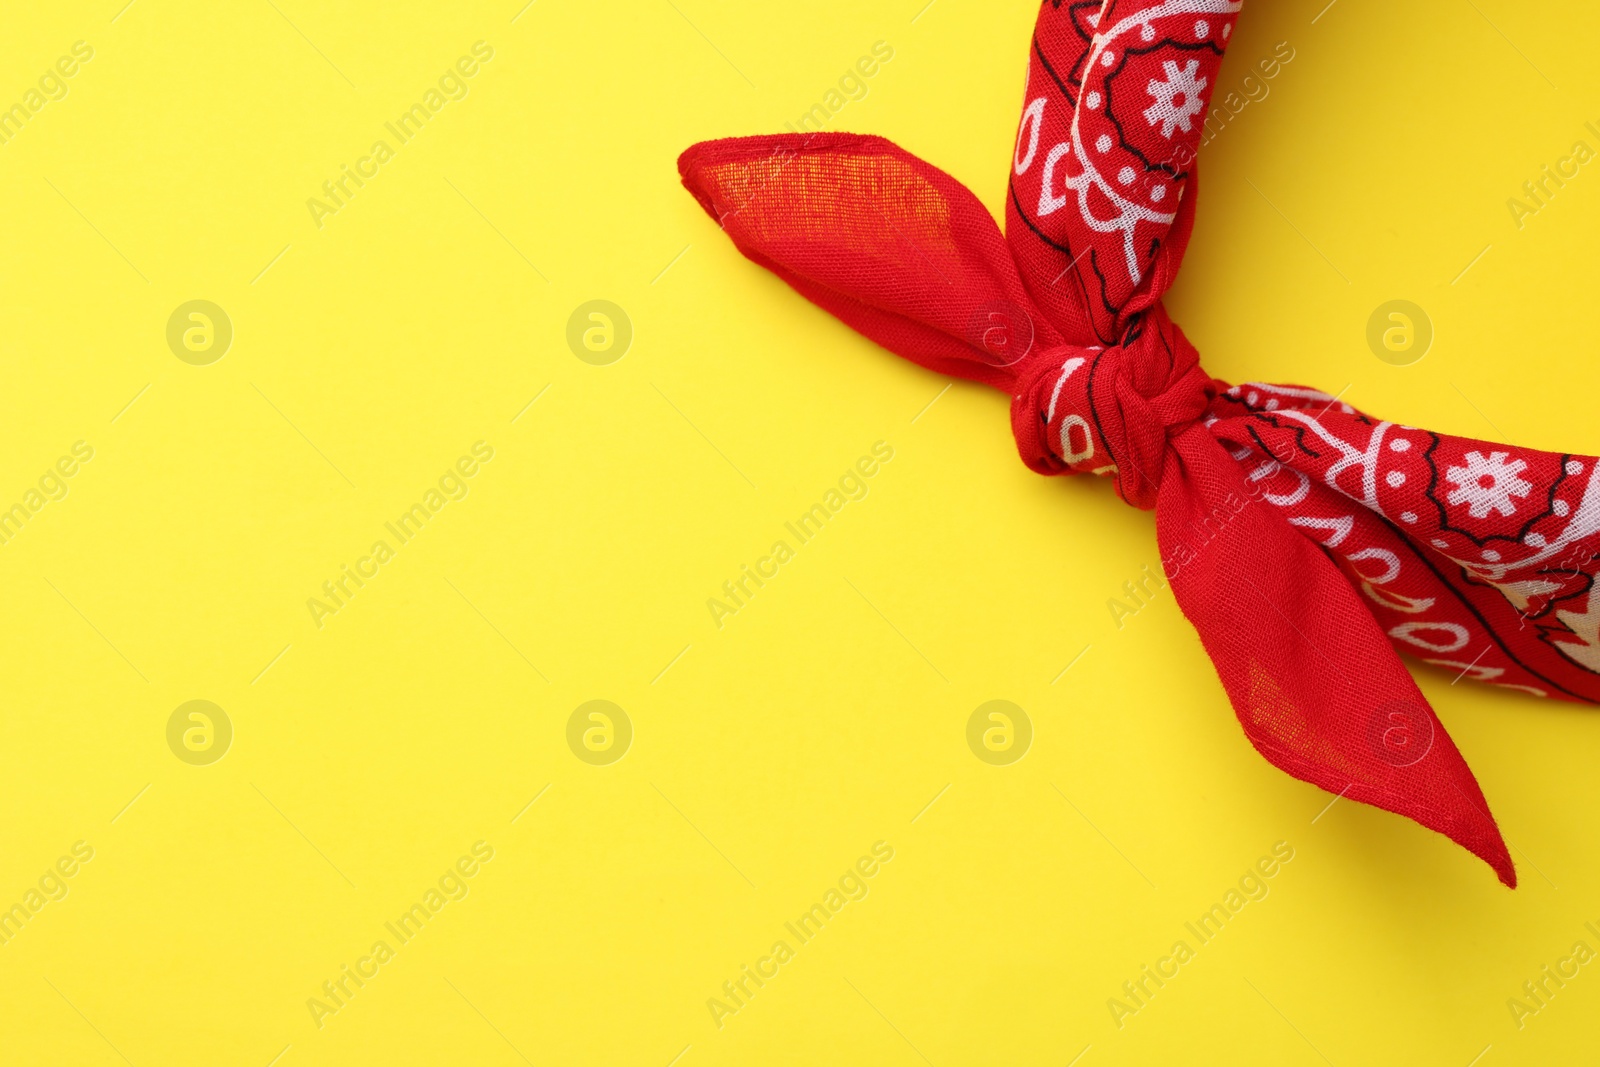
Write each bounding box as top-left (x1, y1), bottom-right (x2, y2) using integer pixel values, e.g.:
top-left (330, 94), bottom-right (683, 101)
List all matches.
top-left (1445, 450), bottom-right (1532, 518)
top-left (1143, 59), bottom-right (1206, 138)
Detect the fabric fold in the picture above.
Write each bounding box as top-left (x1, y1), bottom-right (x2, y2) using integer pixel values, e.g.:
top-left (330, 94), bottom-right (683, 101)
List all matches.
top-left (678, 0), bottom-right (1600, 885)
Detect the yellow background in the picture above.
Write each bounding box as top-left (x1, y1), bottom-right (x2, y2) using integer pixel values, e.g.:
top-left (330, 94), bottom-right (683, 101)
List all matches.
top-left (2, 0), bottom-right (1598, 1063)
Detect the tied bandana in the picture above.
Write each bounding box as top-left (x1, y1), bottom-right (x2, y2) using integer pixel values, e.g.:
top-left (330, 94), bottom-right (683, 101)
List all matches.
top-left (678, 1), bottom-right (1600, 887)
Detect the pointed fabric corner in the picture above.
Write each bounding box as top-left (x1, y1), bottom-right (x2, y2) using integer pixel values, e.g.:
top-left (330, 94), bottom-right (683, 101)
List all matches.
top-left (1158, 425), bottom-right (1517, 887)
top-left (676, 1), bottom-right (1600, 886)
top-left (679, 133), bottom-right (1061, 389)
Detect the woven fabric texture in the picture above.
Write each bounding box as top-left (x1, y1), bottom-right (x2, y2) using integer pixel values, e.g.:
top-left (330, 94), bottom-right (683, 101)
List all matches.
top-left (679, 1), bottom-right (1600, 887)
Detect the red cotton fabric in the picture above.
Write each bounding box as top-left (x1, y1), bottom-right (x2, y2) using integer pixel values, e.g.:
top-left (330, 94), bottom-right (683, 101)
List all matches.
top-left (679, 1), bottom-right (1600, 887)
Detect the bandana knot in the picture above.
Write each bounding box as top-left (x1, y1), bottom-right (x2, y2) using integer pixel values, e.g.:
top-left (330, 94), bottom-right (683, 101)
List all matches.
top-left (677, 0), bottom-right (1600, 887)
top-left (1010, 308), bottom-right (1218, 510)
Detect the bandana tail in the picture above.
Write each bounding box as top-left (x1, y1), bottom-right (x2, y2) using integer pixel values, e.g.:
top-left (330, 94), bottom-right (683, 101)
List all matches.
top-left (678, 131), bottom-right (1518, 886)
top-left (1160, 425), bottom-right (1516, 886)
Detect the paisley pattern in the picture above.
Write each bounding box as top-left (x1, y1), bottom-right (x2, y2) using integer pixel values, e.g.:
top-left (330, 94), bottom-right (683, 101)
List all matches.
top-left (678, 0), bottom-right (1595, 885)
top-left (1008, 1), bottom-right (1242, 342)
top-left (1003, 0), bottom-right (1600, 704)
top-left (1212, 392), bottom-right (1600, 700)
top-left (1008, 1), bottom-right (1600, 704)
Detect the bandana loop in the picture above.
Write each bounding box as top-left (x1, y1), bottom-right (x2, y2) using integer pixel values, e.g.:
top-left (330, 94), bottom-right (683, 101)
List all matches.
top-left (680, 0), bottom-right (1600, 887)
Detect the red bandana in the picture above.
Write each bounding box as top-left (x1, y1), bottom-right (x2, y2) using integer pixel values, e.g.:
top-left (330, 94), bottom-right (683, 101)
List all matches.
top-left (679, 1), bottom-right (1600, 887)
